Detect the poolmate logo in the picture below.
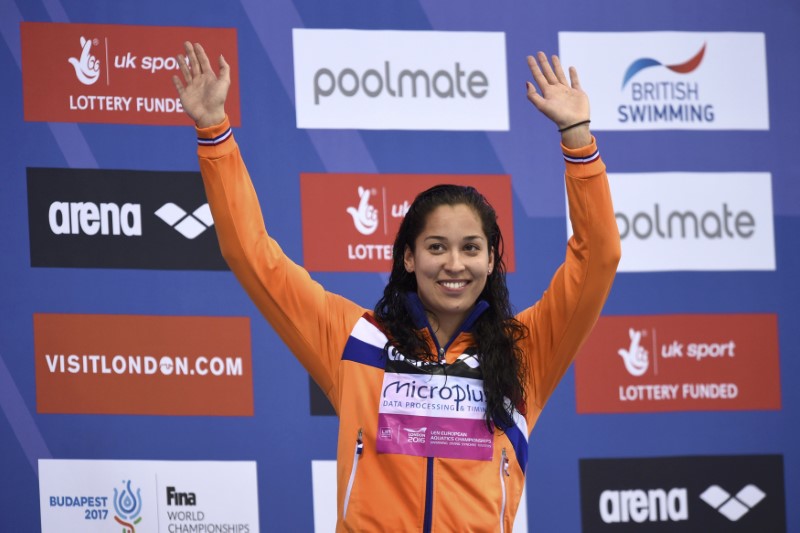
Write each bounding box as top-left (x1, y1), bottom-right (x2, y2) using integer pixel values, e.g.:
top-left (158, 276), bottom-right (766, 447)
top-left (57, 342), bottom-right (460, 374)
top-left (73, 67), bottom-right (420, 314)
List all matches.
top-left (558, 32), bottom-right (768, 130)
top-left (580, 455), bottom-right (786, 532)
top-left (293, 29), bottom-right (509, 130)
top-left (567, 172), bottom-right (775, 272)
top-left (114, 480), bottom-right (143, 532)
top-left (28, 167), bottom-right (227, 270)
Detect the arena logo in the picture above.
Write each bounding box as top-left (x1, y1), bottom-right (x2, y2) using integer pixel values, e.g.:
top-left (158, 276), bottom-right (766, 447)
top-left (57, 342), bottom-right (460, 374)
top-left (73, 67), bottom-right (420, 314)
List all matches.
top-left (558, 32), bottom-right (768, 130)
top-left (572, 172), bottom-right (775, 272)
top-left (21, 22), bottom-right (240, 126)
top-left (293, 29), bottom-right (509, 130)
top-left (49, 200), bottom-right (142, 236)
top-left (575, 314), bottom-right (781, 414)
top-left (155, 202), bottom-right (215, 240)
top-left (580, 456), bottom-right (786, 532)
top-left (301, 173), bottom-right (514, 272)
top-left (28, 168), bottom-right (228, 270)
top-left (599, 487), bottom-right (688, 523)
top-left (700, 484), bottom-right (766, 522)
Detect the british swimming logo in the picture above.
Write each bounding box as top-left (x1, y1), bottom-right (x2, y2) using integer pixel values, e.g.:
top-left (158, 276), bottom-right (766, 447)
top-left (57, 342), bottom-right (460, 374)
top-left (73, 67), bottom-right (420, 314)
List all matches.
top-left (113, 479), bottom-right (143, 532)
top-left (621, 44), bottom-right (706, 89)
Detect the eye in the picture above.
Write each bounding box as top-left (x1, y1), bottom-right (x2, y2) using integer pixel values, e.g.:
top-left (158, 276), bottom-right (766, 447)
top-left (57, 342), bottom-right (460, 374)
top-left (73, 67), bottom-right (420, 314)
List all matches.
top-left (428, 243), bottom-right (445, 253)
top-left (464, 243), bottom-right (481, 254)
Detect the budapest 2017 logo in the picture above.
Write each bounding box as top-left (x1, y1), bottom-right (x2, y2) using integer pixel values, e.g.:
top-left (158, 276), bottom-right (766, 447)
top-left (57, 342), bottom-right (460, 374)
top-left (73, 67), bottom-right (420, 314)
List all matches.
top-left (621, 43), bottom-right (706, 88)
top-left (114, 480), bottom-right (143, 532)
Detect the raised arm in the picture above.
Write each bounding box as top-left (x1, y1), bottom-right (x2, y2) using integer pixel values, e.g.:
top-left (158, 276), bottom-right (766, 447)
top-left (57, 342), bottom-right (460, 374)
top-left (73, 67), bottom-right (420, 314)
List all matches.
top-left (173, 43), bottom-right (364, 407)
top-left (519, 53), bottom-right (621, 411)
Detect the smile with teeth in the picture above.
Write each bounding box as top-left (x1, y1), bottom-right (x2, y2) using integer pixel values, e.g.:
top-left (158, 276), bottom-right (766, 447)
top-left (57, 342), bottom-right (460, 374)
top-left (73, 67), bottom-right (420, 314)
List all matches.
top-left (439, 280), bottom-right (469, 289)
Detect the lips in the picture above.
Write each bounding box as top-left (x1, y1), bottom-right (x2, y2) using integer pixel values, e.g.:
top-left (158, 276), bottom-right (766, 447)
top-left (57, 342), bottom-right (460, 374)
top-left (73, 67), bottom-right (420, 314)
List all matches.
top-left (439, 280), bottom-right (469, 290)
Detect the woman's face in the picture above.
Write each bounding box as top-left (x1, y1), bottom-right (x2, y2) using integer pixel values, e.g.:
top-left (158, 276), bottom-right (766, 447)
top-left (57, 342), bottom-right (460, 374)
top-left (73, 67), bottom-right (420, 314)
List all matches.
top-left (403, 203), bottom-right (494, 331)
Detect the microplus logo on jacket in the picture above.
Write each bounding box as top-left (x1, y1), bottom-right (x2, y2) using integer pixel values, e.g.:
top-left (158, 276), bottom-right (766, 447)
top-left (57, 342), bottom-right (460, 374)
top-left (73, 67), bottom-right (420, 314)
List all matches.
top-left (27, 167), bottom-right (228, 270)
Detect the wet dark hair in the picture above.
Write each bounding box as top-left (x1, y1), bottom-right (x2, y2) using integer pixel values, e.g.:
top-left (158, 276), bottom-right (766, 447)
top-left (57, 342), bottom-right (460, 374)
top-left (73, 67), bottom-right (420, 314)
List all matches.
top-left (374, 184), bottom-right (528, 432)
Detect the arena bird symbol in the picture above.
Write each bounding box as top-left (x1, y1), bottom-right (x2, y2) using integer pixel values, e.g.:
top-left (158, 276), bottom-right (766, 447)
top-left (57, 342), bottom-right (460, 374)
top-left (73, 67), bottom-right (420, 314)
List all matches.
top-left (113, 480), bottom-right (143, 533)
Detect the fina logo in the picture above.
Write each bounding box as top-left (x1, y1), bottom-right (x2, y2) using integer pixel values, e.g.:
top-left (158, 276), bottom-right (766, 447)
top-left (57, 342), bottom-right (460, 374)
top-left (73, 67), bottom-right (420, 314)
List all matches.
top-left (113, 479), bottom-right (143, 532)
top-left (68, 36), bottom-right (101, 85)
top-left (621, 43), bottom-right (706, 89)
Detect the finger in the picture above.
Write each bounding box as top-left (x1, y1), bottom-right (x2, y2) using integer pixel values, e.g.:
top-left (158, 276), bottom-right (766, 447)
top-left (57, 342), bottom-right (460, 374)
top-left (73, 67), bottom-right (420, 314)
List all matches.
top-left (526, 55), bottom-right (548, 91)
top-left (569, 66), bottom-right (582, 90)
top-left (177, 54), bottom-right (192, 83)
top-left (525, 81), bottom-right (545, 109)
top-left (185, 41), bottom-right (201, 76)
top-left (172, 75), bottom-right (185, 95)
top-left (195, 43), bottom-right (213, 76)
top-left (219, 54), bottom-right (231, 83)
top-left (537, 51), bottom-right (558, 85)
top-left (551, 55), bottom-right (569, 86)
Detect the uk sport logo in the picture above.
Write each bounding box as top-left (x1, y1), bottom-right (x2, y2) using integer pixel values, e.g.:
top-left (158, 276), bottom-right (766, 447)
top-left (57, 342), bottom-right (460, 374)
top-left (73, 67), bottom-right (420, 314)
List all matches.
top-left (699, 484), bottom-right (766, 521)
top-left (155, 203), bottom-right (215, 239)
top-left (618, 328), bottom-right (649, 377)
top-left (346, 186), bottom-right (379, 236)
top-left (68, 36), bottom-right (101, 85)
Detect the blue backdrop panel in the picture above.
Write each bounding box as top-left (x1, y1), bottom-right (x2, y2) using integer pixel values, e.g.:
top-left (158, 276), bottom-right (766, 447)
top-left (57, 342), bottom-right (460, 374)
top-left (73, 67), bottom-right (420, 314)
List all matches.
top-left (1, 0), bottom-right (798, 531)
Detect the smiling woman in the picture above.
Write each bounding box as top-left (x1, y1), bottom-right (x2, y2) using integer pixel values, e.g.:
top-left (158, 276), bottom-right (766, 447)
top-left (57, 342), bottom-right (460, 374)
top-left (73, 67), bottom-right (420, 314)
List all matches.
top-left (174, 41), bottom-right (620, 532)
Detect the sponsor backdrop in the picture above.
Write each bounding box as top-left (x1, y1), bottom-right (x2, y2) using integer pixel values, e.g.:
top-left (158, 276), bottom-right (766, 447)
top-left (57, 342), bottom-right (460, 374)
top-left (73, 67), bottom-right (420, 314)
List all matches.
top-left (0, 1), bottom-right (797, 532)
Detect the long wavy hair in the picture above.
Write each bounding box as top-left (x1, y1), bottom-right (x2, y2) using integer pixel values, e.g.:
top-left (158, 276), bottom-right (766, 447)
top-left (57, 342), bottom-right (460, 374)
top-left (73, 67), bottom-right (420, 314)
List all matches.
top-left (374, 184), bottom-right (528, 432)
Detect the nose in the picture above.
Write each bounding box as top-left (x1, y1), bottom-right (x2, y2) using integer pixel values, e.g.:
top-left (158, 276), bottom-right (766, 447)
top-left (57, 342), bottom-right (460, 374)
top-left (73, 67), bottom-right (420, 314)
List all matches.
top-left (444, 250), bottom-right (465, 273)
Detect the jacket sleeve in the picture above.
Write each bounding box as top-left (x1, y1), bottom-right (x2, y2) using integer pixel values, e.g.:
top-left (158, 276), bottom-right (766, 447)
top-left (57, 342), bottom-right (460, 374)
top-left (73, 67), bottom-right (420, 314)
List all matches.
top-left (516, 136), bottom-right (621, 412)
top-left (195, 117), bottom-right (365, 410)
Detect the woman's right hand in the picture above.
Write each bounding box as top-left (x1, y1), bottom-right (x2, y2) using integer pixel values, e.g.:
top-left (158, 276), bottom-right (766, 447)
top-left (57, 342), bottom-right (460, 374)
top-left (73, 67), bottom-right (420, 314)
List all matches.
top-left (173, 41), bottom-right (230, 128)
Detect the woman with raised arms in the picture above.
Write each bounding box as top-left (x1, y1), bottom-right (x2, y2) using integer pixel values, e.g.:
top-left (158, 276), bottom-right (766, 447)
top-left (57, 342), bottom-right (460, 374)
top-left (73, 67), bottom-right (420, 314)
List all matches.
top-left (173, 41), bottom-right (619, 532)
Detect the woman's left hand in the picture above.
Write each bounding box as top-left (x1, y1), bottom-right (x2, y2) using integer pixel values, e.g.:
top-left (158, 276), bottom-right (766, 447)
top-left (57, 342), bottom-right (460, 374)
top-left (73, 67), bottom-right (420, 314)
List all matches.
top-left (526, 52), bottom-right (591, 147)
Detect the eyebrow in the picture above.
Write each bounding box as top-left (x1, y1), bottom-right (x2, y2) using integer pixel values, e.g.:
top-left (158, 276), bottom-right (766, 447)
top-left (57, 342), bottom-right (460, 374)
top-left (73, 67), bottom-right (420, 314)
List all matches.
top-left (423, 235), bottom-right (486, 242)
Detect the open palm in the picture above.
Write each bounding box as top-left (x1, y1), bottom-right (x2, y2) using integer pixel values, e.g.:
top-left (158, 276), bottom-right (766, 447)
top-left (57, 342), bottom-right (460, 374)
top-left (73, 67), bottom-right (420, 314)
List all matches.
top-left (173, 41), bottom-right (230, 128)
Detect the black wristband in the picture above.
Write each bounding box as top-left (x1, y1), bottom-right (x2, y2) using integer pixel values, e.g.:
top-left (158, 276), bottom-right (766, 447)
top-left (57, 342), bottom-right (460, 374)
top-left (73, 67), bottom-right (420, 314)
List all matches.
top-left (558, 119), bottom-right (591, 133)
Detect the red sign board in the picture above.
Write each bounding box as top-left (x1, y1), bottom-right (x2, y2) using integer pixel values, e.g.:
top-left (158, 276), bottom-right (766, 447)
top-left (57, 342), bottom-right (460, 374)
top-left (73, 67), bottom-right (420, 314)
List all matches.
top-left (300, 173), bottom-right (515, 272)
top-left (35, 314), bottom-right (252, 416)
top-left (21, 22), bottom-right (240, 126)
top-left (575, 314), bottom-right (781, 413)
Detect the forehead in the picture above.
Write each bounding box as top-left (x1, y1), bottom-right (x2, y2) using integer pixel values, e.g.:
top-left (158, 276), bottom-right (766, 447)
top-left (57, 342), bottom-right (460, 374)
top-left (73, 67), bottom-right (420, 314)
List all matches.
top-left (419, 204), bottom-right (486, 238)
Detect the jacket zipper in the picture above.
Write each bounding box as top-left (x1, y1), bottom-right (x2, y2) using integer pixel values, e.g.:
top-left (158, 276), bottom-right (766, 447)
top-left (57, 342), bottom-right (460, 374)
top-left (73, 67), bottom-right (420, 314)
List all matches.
top-left (417, 299), bottom-right (488, 532)
top-left (343, 428), bottom-right (363, 520)
top-left (500, 448), bottom-right (509, 533)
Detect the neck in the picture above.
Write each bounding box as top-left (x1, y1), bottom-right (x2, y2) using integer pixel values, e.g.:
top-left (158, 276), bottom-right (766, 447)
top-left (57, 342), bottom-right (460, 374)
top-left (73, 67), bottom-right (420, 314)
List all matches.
top-left (427, 311), bottom-right (469, 349)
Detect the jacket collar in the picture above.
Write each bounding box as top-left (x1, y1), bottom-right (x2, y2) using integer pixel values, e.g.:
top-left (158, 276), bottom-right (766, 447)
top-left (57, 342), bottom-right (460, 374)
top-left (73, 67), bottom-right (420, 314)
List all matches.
top-left (403, 291), bottom-right (490, 350)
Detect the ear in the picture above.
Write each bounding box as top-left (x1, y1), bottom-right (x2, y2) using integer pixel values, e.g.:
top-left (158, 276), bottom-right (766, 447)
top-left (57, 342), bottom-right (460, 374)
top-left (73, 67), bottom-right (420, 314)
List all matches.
top-left (403, 245), bottom-right (415, 273)
top-left (487, 247), bottom-right (495, 275)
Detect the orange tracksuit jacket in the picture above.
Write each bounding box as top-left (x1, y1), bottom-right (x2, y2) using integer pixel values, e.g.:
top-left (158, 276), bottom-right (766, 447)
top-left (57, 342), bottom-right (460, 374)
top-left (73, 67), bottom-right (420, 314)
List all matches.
top-left (197, 117), bottom-right (620, 532)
